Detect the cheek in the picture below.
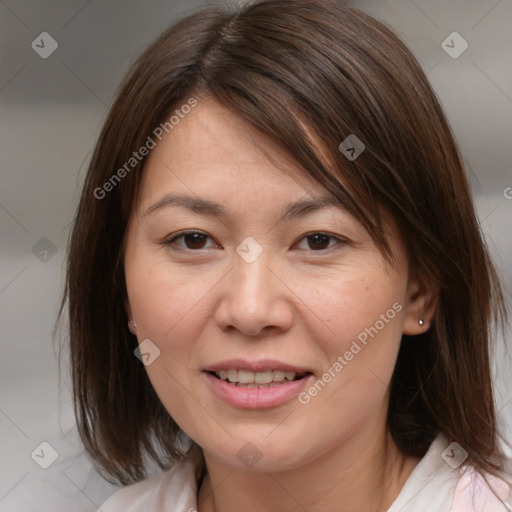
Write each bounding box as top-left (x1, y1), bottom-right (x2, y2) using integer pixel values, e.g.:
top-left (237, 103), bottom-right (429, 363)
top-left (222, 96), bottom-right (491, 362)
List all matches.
top-left (124, 252), bottom-right (218, 429)
top-left (125, 248), bottom-right (219, 346)
top-left (289, 256), bottom-right (406, 355)
top-left (295, 266), bottom-right (405, 416)
top-left (289, 260), bottom-right (406, 425)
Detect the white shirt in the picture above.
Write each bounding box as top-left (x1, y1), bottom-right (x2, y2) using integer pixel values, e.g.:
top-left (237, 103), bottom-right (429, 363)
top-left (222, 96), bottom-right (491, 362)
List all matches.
top-left (98, 433), bottom-right (511, 511)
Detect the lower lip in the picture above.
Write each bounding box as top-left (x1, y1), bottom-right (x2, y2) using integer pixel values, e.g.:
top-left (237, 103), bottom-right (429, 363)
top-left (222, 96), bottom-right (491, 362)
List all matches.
top-left (203, 372), bottom-right (314, 409)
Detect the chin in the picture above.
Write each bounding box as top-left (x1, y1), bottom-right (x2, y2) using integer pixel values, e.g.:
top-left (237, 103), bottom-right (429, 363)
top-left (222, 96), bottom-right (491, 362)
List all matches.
top-left (205, 436), bottom-right (314, 473)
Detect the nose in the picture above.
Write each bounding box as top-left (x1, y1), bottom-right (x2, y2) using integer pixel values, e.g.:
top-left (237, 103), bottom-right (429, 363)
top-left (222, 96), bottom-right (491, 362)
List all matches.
top-left (214, 249), bottom-right (294, 337)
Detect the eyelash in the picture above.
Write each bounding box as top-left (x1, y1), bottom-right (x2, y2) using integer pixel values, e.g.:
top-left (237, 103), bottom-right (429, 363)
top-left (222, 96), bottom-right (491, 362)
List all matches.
top-left (160, 230), bottom-right (347, 254)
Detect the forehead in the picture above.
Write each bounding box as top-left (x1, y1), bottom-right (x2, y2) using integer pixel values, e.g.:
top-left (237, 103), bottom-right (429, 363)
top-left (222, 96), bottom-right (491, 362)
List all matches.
top-left (137, 98), bottom-right (324, 206)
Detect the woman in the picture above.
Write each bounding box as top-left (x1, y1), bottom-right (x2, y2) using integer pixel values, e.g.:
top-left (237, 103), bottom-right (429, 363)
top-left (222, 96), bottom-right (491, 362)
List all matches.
top-left (57, 0), bottom-right (511, 510)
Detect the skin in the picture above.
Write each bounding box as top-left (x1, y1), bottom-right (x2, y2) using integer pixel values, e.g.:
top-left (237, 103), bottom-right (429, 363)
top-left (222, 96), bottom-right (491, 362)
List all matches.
top-left (123, 97), bottom-right (437, 512)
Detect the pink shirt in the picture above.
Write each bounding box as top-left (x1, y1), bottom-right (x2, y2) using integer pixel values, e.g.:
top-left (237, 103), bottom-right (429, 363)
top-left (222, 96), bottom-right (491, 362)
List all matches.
top-left (98, 434), bottom-right (511, 511)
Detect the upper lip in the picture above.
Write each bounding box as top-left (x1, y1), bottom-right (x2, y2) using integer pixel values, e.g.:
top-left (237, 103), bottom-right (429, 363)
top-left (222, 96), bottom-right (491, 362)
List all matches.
top-left (203, 358), bottom-right (313, 374)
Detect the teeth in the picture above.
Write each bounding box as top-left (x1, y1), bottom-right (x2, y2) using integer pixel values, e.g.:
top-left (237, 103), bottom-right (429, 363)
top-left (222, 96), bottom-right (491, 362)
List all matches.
top-left (255, 371), bottom-right (273, 384)
top-left (273, 370), bottom-right (285, 381)
top-left (238, 369), bottom-right (256, 384)
top-left (235, 381), bottom-right (284, 388)
top-left (214, 369), bottom-right (299, 384)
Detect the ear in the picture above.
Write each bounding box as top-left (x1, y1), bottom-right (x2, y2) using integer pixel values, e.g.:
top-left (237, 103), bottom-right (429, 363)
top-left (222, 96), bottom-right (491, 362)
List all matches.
top-left (125, 300), bottom-right (137, 335)
top-left (402, 271), bottom-right (438, 335)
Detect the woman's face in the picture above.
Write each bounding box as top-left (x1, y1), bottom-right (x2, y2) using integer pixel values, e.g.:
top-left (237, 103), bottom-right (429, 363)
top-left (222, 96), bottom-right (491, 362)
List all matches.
top-left (124, 98), bottom-right (427, 472)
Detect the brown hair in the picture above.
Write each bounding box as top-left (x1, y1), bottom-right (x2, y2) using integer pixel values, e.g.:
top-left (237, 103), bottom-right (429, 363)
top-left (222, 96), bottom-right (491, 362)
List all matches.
top-left (55, 0), bottom-right (510, 491)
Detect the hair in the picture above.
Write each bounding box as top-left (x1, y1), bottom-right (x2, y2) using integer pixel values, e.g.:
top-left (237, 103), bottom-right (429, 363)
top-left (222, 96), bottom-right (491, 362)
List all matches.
top-left (55, 0), bottom-right (510, 494)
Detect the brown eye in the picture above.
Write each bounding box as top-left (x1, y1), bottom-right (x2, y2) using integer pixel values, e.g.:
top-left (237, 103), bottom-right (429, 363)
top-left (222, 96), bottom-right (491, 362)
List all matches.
top-left (296, 232), bottom-right (345, 252)
top-left (182, 232), bottom-right (208, 249)
top-left (162, 231), bottom-right (216, 251)
top-left (306, 233), bottom-right (331, 250)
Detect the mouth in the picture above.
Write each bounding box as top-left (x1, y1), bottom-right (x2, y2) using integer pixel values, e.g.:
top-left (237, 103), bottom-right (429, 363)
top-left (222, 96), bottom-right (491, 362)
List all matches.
top-left (206, 369), bottom-right (312, 388)
top-left (202, 359), bottom-right (315, 408)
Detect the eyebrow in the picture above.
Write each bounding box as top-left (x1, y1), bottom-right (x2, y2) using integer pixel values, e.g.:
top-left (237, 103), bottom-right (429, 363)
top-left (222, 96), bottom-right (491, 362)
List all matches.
top-left (142, 192), bottom-right (346, 222)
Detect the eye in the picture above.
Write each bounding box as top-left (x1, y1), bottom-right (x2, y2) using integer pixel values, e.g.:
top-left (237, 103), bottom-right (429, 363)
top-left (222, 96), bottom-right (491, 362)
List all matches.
top-left (294, 232), bottom-right (346, 252)
top-left (161, 230), bottom-right (346, 253)
top-left (161, 230), bottom-right (218, 251)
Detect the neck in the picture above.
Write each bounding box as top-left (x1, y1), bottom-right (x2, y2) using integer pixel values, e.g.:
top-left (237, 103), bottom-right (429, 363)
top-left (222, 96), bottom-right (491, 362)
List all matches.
top-left (197, 423), bottom-right (420, 512)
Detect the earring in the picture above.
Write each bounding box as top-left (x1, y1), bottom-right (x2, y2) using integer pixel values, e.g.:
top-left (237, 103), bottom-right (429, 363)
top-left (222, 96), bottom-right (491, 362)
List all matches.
top-left (128, 320), bottom-right (137, 334)
top-left (418, 319), bottom-right (424, 326)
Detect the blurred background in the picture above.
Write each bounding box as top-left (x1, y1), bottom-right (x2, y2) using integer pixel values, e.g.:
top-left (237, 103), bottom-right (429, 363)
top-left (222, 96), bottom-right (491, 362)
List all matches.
top-left (1, 0), bottom-right (511, 510)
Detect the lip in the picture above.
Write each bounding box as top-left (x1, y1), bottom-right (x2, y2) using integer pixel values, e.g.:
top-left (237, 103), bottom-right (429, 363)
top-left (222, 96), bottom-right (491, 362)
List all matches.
top-left (203, 358), bottom-right (312, 374)
top-left (203, 363), bottom-right (314, 409)
top-left (203, 371), bottom-right (314, 410)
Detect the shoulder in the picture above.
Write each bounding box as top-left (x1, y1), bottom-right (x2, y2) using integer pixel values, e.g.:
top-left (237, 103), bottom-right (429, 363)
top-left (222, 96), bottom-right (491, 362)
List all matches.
top-left (388, 433), bottom-right (511, 512)
top-left (97, 444), bottom-right (204, 512)
top-left (450, 465), bottom-right (511, 512)
top-left (98, 471), bottom-right (169, 511)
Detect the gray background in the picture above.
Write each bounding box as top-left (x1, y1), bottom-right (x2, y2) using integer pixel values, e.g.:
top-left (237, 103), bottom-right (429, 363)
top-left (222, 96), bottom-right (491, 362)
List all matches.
top-left (1, 0), bottom-right (511, 510)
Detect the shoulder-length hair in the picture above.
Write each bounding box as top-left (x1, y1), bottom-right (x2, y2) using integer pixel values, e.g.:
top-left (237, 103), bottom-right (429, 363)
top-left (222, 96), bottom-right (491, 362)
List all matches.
top-left (56, 0), bottom-right (509, 489)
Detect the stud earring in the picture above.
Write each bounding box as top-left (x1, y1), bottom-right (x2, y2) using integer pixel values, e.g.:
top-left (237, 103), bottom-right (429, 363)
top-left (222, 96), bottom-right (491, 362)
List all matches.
top-left (128, 320), bottom-right (137, 334)
top-left (419, 319), bottom-right (424, 326)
